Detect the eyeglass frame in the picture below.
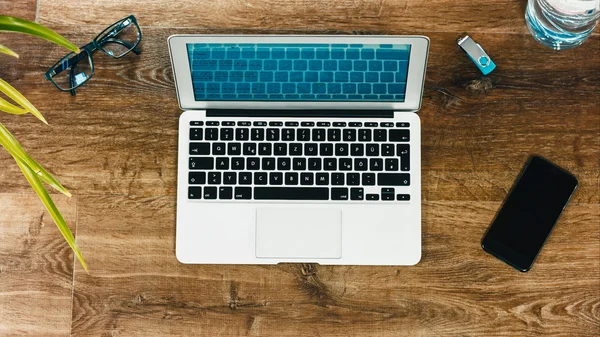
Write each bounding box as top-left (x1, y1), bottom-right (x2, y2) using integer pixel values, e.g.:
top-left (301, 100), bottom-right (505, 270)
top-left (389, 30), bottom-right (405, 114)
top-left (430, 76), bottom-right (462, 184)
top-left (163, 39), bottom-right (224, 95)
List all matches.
top-left (44, 15), bottom-right (142, 96)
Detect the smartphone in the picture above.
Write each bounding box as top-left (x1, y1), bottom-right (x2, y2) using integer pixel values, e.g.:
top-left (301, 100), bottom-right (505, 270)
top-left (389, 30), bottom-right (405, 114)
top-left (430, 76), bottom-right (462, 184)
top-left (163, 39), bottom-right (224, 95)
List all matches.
top-left (482, 156), bottom-right (578, 272)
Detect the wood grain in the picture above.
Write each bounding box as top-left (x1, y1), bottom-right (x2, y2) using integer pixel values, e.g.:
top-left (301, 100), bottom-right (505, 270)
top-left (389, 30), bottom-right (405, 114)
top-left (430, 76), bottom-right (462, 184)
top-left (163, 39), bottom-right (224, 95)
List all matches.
top-left (0, 194), bottom-right (76, 337)
top-left (0, 0), bottom-right (599, 336)
top-left (0, 0), bottom-right (37, 21)
top-left (37, 0), bottom-right (532, 34)
top-left (69, 196), bottom-right (599, 337)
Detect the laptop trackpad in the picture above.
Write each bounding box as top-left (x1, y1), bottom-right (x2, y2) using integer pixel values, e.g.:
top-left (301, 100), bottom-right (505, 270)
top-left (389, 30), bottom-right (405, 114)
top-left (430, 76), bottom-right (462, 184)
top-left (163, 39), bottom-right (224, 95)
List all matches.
top-left (256, 208), bottom-right (342, 259)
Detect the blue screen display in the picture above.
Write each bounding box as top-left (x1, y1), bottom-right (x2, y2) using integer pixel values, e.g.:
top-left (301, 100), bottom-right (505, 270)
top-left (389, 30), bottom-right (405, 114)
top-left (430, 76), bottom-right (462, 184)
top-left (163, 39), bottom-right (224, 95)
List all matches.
top-left (186, 43), bottom-right (410, 102)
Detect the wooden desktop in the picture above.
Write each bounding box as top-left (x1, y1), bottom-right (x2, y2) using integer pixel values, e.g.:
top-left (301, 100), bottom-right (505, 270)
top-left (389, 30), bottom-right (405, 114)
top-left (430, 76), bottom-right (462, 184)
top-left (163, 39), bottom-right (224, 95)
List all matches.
top-left (0, 0), bottom-right (598, 336)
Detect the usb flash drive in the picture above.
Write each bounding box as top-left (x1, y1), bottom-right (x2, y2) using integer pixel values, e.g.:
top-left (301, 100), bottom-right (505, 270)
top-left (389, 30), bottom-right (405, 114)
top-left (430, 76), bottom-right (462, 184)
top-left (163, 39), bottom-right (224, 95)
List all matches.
top-left (457, 35), bottom-right (496, 75)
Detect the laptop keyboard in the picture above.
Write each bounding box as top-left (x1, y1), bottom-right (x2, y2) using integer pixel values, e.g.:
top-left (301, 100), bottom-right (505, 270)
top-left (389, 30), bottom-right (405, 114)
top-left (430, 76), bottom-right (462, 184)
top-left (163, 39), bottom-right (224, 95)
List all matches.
top-left (187, 120), bottom-right (411, 202)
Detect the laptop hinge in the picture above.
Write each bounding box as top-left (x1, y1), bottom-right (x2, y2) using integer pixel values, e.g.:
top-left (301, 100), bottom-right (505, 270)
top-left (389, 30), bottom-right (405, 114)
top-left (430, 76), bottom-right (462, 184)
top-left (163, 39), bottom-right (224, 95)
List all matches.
top-left (206, 109), bottom-right (395, 118)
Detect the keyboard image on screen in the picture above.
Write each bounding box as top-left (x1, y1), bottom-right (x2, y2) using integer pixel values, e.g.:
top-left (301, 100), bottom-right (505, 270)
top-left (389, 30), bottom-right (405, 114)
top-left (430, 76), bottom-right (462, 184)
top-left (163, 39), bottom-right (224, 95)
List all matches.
top-left (186, 43), bottom-right (411, 101)
top-left (187, 120), bottom-right (411, 202)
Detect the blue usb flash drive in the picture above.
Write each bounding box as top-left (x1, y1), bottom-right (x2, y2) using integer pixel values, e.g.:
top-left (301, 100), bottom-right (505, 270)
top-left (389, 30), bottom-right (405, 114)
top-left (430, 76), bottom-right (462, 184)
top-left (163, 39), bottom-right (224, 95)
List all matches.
top-left (457, 35), bottom-right (496, 75)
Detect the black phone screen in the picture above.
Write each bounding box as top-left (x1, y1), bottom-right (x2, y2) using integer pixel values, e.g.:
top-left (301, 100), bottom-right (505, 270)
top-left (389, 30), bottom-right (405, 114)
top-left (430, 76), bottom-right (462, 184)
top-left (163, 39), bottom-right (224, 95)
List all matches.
top-left (482, 156), bottom-right (578, 272)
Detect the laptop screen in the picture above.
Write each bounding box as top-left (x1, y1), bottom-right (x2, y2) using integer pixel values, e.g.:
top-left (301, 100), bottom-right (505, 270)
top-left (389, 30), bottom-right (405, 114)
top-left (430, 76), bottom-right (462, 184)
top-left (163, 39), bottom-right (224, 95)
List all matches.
top-left (186, 43), bottom-right (410, 102)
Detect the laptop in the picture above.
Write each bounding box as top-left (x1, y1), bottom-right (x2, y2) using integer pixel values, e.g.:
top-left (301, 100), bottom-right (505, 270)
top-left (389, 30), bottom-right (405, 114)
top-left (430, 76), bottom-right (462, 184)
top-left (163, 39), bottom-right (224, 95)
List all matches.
top-left (168, 35), bottom-right (429, 265)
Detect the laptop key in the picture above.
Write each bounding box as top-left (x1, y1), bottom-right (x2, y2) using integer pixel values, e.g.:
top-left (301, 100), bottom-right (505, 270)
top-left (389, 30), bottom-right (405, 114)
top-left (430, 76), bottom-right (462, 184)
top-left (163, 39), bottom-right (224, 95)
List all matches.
top-left (189, 142), bottom-right (210, 155)
top-left (188, 186), bottom-right (202, 199)
top-left (301, 173), bottom-right (314, 185)
top-left (219, 187), bottom-right (233, 200)
top-left (308, 158), bottom-right (322, 170)
top-left (374, 129), bottom-right (387, 141)
top-left (267, 128), bottom-right (280, 141)
top-left (247, 157), bottom-right (260, 170)
top-left (277, 158), bottom-right (291, 170)
top-left (203, 187), bottom-right (217, 199)
top-left (366, 193), bottom-right (379, 200)
top-left (297, 129), bottom-right (311, 141)
top-left (262, 157), bottom-right (276, 170)
top-left (254, 172), bottom-right (268, 185)
top-left (320, 143), bottom-right (334, 156)
top-left (190, 157), bottom-right (213, 170)
top-left (385, 158), bottom-right (399, 171)
top-left (358, 129), bottom-right (371, 142)
top-left (331, 188), bottom-right (349, 200)
top-left (282, 128), bottom-right (295, 141)
top-left (223, 172), bottom-right (236, 185)
top-left (397, 194), bottom-right (410, 201)
top-left (382, 144), bottom-right (394, 156)
top-left (382, 187), bottom-right (395, 201)
top-left (305, 143), bottom-right (318, 156)
top-left (378, 173), bottom-right (410, 186)
top-left (243, 143), bottom-right (256, 155)
top-left (293, 158), bottom-right (306, 170)
top-left (208, 172), bottom-right (221, 184)
top-left (258, 143), bottom-right (272, 155)
top-left (339, 158), bottom-right (352, 171)
top-left (327, 128), bottom-right (341, 141)
top-left (234, 187), bottom-right (252, 200)
top-left (347, 173), bottom-right (360, 186)
top-left (236, 128), bottom-right (249, 140)
top-left (344, 129), bottom-right (356, 141)
top-left (332, 173), bottom-right (345, 185)
top-left (254, 187), bottom-right (328, 200)
top-left (351, 143), bottom-right (364, 156)
top-left (274, 143), bottom-right (287, 156)
top-left (213, 143), bottom-right (226, 155)
top-left (285, 172), bottom-right (299, 185)
top-left (290, 143), bottom-right (303, 156)
top-left (312, 129), bottom-right (326, 141)
top-left (239, 172), bottom-right (252, 185)
top-left (220, 128), bottom-right (234, 140)
top-left (251, 128), bottom-right (265, 140)
top-left (270, 172), bottom-right (283, 185)
top-left (369, 158), bottom-right (383, 171)
top-left (351, 188), bottom-right (364, 200)
top-left (216, 157), bottom-right (229, 170)
top-left (335, 143), bottom-right (349, 156)
top-left (366, 143), bottom-right (379, 156)
top-left (228, 142), bottom-right (241, 155)
top-left (205, 128), bottom-right (218, 140)
top-left (362, 173), bottom-right (375, 185)
top-left (189, 172), bottom-right (206, 185)
top-left (324, 158), bottom-right (337, 171)
top-left (316, 173), bottom-right (329, 185)
top-left (231, 157), bottom-right (244, 170)
top-left (190, 128), bottom-right (203, 140)
top-left (355, 158), bottom-right (368, 171)
top-left (389, 129), bottom-right (410, 142)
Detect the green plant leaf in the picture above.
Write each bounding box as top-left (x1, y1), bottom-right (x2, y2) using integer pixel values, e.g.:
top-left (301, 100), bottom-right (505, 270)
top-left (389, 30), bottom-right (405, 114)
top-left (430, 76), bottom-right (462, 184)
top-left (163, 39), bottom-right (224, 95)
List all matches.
top-left (0, 77), bottom-right (47, 124)
top-left (0, 123), bottom-right (71, 197)
top-left (14, 158), bottom-right (87, 272)
top-left (0, 16), bottom-right (79, 54)
top-left (0, 97), bottom-right (28, 114)
top-left (0, 43), bottom-right (18, 58)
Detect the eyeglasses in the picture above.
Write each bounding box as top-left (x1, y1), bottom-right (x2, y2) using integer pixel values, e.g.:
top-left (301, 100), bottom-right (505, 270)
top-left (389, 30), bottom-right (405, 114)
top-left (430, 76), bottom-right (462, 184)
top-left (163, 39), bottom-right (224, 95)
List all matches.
top-left (45, 15), bottom-right (142, 95)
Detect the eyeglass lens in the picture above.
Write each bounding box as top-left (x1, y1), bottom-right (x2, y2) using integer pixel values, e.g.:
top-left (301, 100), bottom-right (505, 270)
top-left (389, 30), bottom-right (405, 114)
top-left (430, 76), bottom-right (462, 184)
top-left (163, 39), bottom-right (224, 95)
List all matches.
top-left (96, 17), bottom-right (141, 57)
top-left (50, 51), bottom-right (93, 91)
